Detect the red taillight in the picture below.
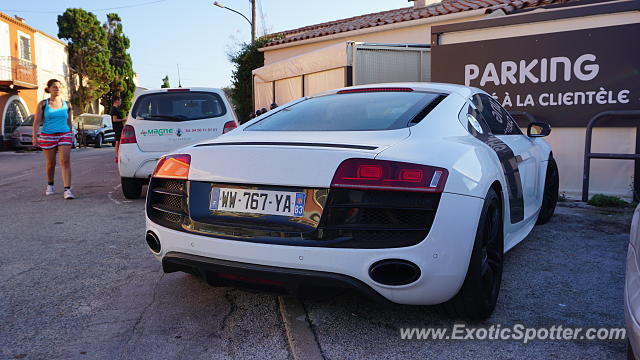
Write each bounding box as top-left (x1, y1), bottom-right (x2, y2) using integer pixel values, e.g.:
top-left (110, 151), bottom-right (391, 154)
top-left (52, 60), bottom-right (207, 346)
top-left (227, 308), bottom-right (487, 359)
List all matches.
top-left (331, 158), bottom-right (448, 192)
top-left (337, 87), bottom-right (414, 94)
top-left (152, 154), bottom-right (191, 180)
top-left (120, 125), bottom-right (137, 144)
top-left (167, 88), bottom-right (190, 92)
top-left (223, 121), bottom-right (237, 134)
top-left (356, 165), bottom-right (382, 179)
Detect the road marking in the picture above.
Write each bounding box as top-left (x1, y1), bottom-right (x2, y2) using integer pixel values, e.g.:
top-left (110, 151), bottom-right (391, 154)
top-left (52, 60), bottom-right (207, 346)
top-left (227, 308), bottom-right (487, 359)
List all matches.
top-left (107, 191), bottom-right (122, 205)
top-left (0, 173), bottom-right (31, 186)
top-left (278, 296), bottom-right (324, 360)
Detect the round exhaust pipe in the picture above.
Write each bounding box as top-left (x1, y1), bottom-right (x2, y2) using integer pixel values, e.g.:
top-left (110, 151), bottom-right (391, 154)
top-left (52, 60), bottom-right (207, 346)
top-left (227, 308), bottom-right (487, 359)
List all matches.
top-left (369, 259), bottom-right (420, 286)
top-left (146, 231), bottom-right (161, 253)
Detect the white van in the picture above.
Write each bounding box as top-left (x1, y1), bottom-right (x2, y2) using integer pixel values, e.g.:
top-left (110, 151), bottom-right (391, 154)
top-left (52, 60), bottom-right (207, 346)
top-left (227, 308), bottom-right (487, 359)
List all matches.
top-left (118, 88), bottom-right (238, 198)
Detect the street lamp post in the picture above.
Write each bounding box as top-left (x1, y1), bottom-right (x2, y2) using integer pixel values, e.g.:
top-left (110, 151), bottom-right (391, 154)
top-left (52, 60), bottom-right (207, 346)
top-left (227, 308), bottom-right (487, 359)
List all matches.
top-left (213, 1), bottom-right (256, 43)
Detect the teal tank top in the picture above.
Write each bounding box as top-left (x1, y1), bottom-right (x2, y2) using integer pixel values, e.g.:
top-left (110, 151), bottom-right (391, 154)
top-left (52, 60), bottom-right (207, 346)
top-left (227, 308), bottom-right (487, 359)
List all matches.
top-left (41, 99), bottom-right (70, 134)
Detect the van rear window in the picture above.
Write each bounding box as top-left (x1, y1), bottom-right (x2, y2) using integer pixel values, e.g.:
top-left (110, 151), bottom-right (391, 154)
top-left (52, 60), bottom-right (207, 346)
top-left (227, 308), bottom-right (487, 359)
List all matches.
top-left (132, 91), bottom-right (226, 122)
top-left (245, 91), bottom-right (446, 131)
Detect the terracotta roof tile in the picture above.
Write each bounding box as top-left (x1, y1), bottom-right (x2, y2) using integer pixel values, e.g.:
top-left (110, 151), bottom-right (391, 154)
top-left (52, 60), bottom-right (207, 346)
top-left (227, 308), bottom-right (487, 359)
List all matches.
top-left (264, 0), bottom-right (580, 48)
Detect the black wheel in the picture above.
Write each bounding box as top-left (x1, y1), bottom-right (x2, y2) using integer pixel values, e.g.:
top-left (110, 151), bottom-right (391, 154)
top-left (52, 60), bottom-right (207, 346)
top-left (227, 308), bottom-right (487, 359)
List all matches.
top-left (94, 134), bottom-right (103, 148)
top-left (536, 157), bottom-right (559, 225)
top-left (441, 188), bottom-right (503, 320)
top-left (121, 177), bottom-right (143, 199)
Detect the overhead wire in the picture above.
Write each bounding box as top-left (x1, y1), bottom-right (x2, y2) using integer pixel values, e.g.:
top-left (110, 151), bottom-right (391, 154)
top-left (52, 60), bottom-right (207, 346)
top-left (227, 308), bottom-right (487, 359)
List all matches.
top-left (0, 0), bottom-right (169, 14)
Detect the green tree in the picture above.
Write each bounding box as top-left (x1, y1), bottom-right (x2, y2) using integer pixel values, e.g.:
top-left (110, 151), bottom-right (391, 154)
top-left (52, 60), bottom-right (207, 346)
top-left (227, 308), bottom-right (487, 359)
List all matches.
top-left (100, 13), bottom-right (136, 114)
top-left (161, 75), bottom-right (170, 88)
top-left (57, 8), bottom-right (113, 114)
top-left (228, 37), bottom-right (271, 123)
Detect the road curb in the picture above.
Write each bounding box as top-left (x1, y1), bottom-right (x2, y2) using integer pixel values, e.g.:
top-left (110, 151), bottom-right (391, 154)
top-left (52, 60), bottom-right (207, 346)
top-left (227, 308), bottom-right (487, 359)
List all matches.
top-left (278, 296), bottom-right (324, 360)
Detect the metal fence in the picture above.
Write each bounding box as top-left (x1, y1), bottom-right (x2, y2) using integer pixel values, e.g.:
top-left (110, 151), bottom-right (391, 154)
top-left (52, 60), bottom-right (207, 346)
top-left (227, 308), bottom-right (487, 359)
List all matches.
top-left (353, 43), bottom-right (430, 85)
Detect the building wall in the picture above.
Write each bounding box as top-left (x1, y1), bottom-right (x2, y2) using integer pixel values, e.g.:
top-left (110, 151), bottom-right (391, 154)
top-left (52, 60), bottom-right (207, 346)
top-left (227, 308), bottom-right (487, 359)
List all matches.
top-left (0, 14), bottom-right (38, 145)
top-left (3, 18), bottom-right (35, 62)
top-left (439, 11), bottom-right (640, 44)
top-left (263, 14), bottom-right (485, 65)
top-left (34, 32), bottom-right (70, 103)
top-left (0, 14), bottom-right (37, 113)
top-left (546, 127), bottom-right (635, 199)
top-left (17, 88), bottom-right (37, 114)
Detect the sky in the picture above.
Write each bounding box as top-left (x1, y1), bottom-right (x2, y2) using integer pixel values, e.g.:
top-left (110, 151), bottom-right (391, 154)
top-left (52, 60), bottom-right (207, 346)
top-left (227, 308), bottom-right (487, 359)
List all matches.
top-left (1, 0), bottom-right (409, 90)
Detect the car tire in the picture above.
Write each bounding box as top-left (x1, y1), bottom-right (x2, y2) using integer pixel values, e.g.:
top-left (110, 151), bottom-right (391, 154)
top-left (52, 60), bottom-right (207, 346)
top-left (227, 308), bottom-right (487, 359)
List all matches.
top-left (440, 188), bottom-right (503, 320)
top-left (94, 134), bottom-right (103, 148)
top-left (121, 177), bottom-right (143, 199)
top-left (536, 156), bottom-right (559, 225)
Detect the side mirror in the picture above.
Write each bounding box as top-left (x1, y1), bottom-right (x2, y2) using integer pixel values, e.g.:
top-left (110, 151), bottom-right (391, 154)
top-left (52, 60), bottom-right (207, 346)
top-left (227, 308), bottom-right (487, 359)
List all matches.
top-left (527, 122), bottom-right (551, 137)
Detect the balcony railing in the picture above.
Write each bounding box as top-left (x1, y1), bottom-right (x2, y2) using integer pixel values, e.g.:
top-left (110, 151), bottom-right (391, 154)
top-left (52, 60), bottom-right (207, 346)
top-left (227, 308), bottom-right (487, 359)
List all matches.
top-left (0, 56), bottom-right (37, 88)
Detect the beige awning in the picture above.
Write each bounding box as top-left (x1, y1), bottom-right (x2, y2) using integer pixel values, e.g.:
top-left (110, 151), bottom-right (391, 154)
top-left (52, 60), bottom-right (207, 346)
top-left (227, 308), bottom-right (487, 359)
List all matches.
top-left (252, 42), bottom-right (348, 83)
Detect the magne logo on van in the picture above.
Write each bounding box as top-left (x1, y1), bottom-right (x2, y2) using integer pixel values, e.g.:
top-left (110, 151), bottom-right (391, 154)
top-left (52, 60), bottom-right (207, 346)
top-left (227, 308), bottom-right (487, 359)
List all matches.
top-left (140, 128), bottom-right (174, 136)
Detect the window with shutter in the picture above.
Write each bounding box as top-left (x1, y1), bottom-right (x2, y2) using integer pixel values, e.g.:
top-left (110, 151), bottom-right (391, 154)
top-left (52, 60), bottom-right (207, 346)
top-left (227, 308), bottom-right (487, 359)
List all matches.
top-left (19, 35), bottom-right (31, 62)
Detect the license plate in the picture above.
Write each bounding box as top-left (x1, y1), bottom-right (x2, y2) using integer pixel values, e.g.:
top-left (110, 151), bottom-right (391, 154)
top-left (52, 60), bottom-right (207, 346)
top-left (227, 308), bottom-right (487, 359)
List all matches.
top-left (209, 187), bottom-right (306, 217)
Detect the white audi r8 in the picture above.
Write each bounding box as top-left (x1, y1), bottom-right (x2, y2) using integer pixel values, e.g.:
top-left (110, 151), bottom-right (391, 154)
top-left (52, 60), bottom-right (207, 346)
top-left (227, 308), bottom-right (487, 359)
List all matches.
top-left (144, 83), bottom-right (559, 319)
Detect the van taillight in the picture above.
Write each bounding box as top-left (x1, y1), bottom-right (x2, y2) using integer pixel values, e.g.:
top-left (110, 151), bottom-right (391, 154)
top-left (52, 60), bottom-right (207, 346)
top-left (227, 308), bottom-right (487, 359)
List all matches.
top-left (223, 121), bottom-right (237, 134)
top-left (121, 125), bottom-right (137, 144)
top-left (331, 158), bottom-right (448, 192)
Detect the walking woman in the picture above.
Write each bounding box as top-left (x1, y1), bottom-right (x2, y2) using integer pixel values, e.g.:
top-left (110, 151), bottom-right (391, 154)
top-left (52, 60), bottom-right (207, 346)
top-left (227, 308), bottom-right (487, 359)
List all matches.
top-left (32, 79), bottom-right (75, 199)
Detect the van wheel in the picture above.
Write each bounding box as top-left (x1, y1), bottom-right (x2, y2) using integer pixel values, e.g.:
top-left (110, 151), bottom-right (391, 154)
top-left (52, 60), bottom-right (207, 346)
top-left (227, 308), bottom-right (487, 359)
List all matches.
top-left (94, 134), bottom-right (103, 148)
top-left (536, 157), bottom-right (559, 225)
top-left (121, 177), bottom-right (143, 199)
top-left (440, 188), bottom-right (503, 320)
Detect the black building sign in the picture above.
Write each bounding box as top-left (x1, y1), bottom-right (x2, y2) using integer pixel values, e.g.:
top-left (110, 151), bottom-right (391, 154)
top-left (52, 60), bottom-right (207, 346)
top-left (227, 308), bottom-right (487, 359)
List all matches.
top-left (431, 24), bottom-right (640, 127)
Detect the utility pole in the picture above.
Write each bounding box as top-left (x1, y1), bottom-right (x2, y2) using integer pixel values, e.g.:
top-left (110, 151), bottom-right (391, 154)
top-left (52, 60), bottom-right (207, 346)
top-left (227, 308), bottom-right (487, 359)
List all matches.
top-left (177, 64), bottom-right (182, 87)
top-left (250, 0), bottom-right (256, 43)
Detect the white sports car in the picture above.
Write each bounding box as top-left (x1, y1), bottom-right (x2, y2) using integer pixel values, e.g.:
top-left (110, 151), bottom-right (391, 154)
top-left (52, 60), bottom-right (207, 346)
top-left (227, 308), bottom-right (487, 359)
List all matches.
top-left (145, 83), bottom-right (558, 319)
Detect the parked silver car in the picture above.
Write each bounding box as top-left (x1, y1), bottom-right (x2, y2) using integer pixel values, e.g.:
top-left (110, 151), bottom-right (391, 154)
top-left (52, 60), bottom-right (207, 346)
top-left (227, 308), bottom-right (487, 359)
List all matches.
top-left (9, 115), bottom-right (36, 149)
top-left (10, 115), bottom-right (77, 150)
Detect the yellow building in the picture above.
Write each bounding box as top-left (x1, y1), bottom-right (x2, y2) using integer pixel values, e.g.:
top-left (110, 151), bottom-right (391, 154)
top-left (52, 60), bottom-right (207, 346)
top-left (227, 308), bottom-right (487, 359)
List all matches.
top-left (0, 12), bottom-right (69, 149)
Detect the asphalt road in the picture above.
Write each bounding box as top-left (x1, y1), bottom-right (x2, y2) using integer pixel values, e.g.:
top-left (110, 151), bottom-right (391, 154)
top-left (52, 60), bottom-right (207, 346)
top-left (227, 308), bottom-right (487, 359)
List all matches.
top-left (0, 147), bottom-right (632, 359)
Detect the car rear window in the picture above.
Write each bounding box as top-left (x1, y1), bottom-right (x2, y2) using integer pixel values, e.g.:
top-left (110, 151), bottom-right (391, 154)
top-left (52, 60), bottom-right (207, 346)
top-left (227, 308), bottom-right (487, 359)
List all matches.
top-left (246, 91), bottom-right (446, 131)
top-left (132, 91), bottom-right (226, 122)
top-left (76, 116), bottom-right (102, 126)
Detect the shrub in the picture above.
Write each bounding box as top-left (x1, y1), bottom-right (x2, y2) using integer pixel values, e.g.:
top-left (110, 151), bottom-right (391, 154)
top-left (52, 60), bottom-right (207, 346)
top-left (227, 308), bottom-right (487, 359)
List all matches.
top-left (587, 194), bottom-right (629, 207)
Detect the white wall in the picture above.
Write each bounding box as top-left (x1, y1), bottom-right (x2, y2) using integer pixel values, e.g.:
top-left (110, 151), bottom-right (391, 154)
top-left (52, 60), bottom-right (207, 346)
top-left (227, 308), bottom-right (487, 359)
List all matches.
top-left (34, 32), bottom-right (69, 101)
top-left (546, 127), bottom-right (636, 199)
top-left (0, 20), bottom-right (10, 80)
